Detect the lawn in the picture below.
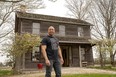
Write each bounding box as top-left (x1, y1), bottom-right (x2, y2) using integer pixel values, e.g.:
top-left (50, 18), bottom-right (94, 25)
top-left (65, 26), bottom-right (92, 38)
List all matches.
top-left (88, 65), bottom-right (116, 71)
top-left (0, 69), bottom-right (13, 76)
top-left (62, 74), bottom-right (116, 77)
top-left (0, 71), bottom-right (116, 77)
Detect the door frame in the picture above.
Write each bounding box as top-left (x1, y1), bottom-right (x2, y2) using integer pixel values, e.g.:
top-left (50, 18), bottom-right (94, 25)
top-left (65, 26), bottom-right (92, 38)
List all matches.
top-left (60, 46), bottom-right (69, 67)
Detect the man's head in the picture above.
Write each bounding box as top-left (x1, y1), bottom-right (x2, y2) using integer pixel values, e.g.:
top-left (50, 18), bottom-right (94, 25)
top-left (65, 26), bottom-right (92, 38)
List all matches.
top-left (48, 26), bottom-right (55, 36)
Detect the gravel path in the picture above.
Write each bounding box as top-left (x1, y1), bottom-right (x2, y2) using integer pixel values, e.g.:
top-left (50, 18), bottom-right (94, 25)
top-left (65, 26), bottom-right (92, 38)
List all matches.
top-left (9, 67), bottom-right (116, 77)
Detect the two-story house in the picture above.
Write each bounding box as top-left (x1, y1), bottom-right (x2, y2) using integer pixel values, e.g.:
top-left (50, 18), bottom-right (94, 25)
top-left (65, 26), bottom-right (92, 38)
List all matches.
top-left (15, 11), bottom-right (94, 70)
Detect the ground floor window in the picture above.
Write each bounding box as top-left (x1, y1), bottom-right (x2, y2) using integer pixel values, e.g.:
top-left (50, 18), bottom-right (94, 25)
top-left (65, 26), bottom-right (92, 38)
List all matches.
top-left (31, 46), bottom-right (40, 62)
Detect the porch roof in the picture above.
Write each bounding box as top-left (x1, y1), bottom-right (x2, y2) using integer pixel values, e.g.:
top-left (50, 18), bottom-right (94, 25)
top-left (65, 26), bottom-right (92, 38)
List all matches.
top-left (59, 41), bottom-right (91, 44)
top-left (57, 36), bottom-right (91, 44)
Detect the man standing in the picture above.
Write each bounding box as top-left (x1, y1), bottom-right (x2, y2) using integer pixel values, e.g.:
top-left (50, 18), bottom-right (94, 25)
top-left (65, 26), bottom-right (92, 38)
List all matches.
top-left (41, 26), bottom-right (64, 77)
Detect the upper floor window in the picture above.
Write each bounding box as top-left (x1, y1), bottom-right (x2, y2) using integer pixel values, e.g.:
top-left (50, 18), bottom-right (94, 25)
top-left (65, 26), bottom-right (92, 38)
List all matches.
top-left (31, 46), bottom-right (40, 62)
top-left (59, 25), bottom-right (65, 36)
top-left (21, 20), bottom-right (32, 33)
top-left (78, 27), bottom-right (84, 37)
top-left (32, 22), bottom-right (40, 34)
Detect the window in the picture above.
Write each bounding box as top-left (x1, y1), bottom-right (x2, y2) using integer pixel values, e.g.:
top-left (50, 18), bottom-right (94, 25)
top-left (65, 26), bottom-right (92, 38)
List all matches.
top-left (78, 27), bottom-right (84, 37)
top-left (31, 46), bottom-right (40, 62)
top-left (21, 21), bottom-right (32, 33)
top-left (59, 25), bottom-right (65, 36)
top-left (32, 23), bottom-right (40, 34)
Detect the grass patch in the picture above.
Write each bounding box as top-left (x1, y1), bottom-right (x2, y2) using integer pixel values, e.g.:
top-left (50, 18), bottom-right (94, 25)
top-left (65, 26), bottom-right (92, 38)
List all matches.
top-left (88, 65), bottom-right (116, 71)
top-left (0, 70), bottom-right (13, 76)
top-left (63, 74), bottom-right (116, 77)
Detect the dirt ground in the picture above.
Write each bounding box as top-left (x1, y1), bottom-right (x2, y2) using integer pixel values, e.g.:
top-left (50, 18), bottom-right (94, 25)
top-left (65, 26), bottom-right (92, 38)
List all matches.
top-left (8, 67), bottom-right (116, 77)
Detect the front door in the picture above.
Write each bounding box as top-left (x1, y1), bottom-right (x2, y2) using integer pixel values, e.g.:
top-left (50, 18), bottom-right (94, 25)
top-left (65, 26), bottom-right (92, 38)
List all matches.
top-left (61, 46), bottom-right (69, 67)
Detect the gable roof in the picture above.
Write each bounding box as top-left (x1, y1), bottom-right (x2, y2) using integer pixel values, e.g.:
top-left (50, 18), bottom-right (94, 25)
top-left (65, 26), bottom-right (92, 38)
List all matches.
top-left (16, 11), bottom-right (93, 26)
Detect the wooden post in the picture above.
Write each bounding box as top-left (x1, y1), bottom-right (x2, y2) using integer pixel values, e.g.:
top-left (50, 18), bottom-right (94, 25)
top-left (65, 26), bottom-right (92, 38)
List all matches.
top-left (79, 45), bottom-right (82, 67)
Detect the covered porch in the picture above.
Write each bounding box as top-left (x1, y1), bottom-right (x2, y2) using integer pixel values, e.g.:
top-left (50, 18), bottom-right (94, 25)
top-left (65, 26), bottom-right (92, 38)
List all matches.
top-left (60, 41), bottom-right (94, 67)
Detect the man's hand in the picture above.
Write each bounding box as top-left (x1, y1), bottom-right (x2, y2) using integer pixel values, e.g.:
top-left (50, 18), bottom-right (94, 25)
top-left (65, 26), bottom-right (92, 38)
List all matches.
top-left (45, 59), bottom-right (50, 66)
top-left (60, 58), bottom-right (64, 65)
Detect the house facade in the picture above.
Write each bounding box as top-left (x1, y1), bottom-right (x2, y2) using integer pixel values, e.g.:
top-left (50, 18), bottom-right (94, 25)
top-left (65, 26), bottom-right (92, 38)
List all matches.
top-left (15, 11), bottom-right (94, 69)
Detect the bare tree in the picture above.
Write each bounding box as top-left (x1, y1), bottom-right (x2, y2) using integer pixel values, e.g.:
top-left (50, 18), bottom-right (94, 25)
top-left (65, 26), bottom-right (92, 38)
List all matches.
top-left (66, 0), bottom-right (116, 66)
top-left (49, 0), bottom-right (57, 2)
top-left (0, 0), bottom-right (44, 41)
top-left (90, 38), bottom-right (116, 67)
top-left (1, 0), bottom-right (57, 2)
top-left (0, 0), bottom-right (23, 2)
top-left (90, 0), bottom-right (116, 66)
top-left (0, 0), bottom-right (58, 40)
top-left (65, 0), bottom-right (92, 20)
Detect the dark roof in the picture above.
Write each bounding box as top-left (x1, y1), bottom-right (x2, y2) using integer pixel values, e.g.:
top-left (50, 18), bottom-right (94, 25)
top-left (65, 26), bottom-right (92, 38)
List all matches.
top-left (16, 11), bottom-right (93, 26)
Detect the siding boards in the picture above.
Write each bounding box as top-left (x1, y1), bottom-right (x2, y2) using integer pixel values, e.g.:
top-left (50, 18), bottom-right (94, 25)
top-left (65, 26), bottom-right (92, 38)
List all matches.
top-left (40, 21), bottom-right (59, 33)
top-left (86, 48), bottom-right (93, 63)
top-left (21, 19), bottom-right (32, 33)
top-left (25, 52), bottom-right (39, 68)
top-left (66, 25), bottom-right (77, 35)
top-left (72, 46), bottom-right (79, 66)
top-left (83, 26), bottom-right (90, 37)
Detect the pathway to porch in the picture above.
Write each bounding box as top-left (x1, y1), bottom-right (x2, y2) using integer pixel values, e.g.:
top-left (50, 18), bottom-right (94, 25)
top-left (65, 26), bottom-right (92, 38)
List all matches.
top-left (9, 67), bottom-right (116, 77)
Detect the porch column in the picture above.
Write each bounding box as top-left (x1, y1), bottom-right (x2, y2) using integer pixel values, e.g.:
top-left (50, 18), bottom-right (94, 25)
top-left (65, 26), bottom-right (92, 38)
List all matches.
top-left (79, 45), bottom-right (82, 67)
top-left (69, 46), bottom-right (72, 67)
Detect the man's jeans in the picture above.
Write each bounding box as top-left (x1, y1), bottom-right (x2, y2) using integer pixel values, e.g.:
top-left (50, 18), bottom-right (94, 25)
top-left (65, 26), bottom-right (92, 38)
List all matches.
top-left (45, 59), bottom-right (61, 77)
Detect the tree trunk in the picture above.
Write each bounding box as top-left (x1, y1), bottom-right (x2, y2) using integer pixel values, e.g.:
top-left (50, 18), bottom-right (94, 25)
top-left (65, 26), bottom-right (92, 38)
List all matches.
top-left (99, 46), bottom-right (104, 68)
top-left (22, 54), bottom-right (25, 70)
top-left (110, 54), bottom-right (115, 66)
top-left (13, 56), bottom-right (22, 74)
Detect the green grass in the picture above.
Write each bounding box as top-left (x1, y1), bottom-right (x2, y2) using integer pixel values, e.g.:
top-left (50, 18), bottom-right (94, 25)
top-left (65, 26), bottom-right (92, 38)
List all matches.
top-left (88, 65), bottom-right (116, 71)
top-left (0, 70), bottom-right (13, 76)
top-left (62, 74), bottom-right (116, 77)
